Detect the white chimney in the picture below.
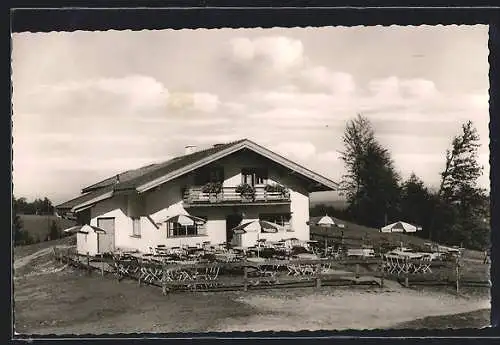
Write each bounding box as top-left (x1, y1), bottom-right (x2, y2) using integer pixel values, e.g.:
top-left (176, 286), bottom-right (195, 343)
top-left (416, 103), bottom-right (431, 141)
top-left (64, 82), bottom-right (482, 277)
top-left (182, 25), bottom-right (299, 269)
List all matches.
top-left (185, 145), bottom-right (197, 155)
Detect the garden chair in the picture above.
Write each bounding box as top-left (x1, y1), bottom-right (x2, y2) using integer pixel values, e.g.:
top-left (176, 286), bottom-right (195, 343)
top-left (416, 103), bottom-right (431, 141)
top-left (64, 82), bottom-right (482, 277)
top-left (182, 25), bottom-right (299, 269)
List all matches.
top-left (421, 256), bottom-right (432, 274)
top-left (386, 256), bottom-right (397, 275)
top-left (287, 264), bottom-right (301, 277)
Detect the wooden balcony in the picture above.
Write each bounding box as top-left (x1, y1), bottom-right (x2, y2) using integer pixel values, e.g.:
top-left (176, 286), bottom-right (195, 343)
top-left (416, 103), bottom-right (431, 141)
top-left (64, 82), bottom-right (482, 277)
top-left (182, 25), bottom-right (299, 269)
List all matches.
top-left (183, 186), bottom-right (291, 207)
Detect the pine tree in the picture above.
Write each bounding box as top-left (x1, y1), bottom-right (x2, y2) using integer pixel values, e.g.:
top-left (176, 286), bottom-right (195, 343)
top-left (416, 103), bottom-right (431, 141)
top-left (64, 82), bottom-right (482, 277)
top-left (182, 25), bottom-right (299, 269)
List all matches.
top-left (431, 121), bottom-right (488, 248)
top-left (340, 114), bottom-right (401, 228)
top-left (400, 173), bottom-right (435, 239)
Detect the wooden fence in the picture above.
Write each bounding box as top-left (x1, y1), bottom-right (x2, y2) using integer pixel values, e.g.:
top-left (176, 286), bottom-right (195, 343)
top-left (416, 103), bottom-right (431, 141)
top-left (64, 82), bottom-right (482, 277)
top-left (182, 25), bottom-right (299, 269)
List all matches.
top-left (52, 246), bottom-right (489, 295)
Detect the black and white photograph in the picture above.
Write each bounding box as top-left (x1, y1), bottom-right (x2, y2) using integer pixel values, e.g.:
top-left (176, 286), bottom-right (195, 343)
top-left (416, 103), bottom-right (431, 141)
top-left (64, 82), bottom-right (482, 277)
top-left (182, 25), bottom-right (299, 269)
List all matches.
top-left (12, 24), bottom-right (491, 334)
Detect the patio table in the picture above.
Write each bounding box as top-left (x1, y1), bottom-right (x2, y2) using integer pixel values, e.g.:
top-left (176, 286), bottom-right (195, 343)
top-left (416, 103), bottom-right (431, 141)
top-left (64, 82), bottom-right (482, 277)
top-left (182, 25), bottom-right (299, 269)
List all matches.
top-left (246, 257), bottom-right (266, 263)
top-left (294, 253), bottom-right (319, 260)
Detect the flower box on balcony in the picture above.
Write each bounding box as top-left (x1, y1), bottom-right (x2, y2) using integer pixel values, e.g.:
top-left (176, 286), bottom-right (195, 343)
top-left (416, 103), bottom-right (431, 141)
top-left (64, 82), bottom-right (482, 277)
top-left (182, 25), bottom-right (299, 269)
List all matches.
top-left (202, 182), bottom-right (223, 203)
top-left (235, 183), bottom-right (256, 202)
top-left (264, 183), bottom-right (289, 200)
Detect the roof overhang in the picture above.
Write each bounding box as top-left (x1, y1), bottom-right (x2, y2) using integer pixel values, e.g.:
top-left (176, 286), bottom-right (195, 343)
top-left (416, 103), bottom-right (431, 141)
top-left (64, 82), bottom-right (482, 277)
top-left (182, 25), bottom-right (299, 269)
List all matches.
top-left (136, 140), bottom-right (339, 193)
top-left (71, 191), bottom-right (113, 213)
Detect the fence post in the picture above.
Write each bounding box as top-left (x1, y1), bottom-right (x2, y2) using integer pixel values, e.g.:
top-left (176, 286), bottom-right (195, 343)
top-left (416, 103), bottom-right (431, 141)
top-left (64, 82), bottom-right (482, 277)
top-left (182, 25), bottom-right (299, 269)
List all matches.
top-left (86, 252), bottom-right (91, 275)
top-left (162, 260), bottom-right (167, 296)
top-left (66, 248), bottom-right (70, 264)
top-left (101, 257), bottom-right (105, 276)
top-left (138, 258), bottom-right (142, 286)
top-left (355, 264), bottom-right (360, 279)
top-left (380, 257), bottom-right (385, 288)
top-left (243, 266), bottom-right (248, 292)
top-left (404, 257), bottom-right (409, 288)
top-left (315, 263), bottom-right (322, 288)
top-left (456, 256), bottom-right (460, 295)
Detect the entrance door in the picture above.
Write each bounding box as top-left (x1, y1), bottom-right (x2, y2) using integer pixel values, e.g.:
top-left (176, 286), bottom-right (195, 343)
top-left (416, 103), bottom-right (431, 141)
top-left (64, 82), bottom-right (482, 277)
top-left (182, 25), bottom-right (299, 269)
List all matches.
top-left (97, 217), bottom-right (115, 254)
top-left (226, 214), bottom-right (243, 246)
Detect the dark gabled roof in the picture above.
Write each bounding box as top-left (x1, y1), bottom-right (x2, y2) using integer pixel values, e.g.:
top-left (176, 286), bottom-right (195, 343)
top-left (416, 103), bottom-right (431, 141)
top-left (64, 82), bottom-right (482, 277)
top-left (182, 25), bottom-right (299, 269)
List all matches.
top-left (56, 185), bottom-right (114, 209)
top-left (79, 140), bottom-right (246, 194)
top-left (58, 138), bottom-right (339, 211)
top-left (81, 164), bottom-right (160, 193)
top-left (56, 140), bottom-right (247, 209)
top-left (114, 139), bottom-right (247, 191)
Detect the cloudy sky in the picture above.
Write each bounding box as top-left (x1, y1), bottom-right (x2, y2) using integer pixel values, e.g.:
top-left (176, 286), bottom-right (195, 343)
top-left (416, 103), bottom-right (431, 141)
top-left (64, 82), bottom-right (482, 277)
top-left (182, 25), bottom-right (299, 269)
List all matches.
top-left (12, 25), bottom-right (489, 204)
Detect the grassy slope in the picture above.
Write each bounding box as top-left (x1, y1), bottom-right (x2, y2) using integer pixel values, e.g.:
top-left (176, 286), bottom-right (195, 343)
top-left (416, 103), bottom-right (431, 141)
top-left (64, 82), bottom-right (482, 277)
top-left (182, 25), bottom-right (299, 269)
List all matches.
top-left (309, 217), bottom-right (489, 283)
top-left (393, 308), bottom-right (490, 329)
top-left (18, 215), bottom-right (76, 242)
top-left (309, 216), bottom-right (482, 254)
top-left (13, 235), bottom-right (76, 260)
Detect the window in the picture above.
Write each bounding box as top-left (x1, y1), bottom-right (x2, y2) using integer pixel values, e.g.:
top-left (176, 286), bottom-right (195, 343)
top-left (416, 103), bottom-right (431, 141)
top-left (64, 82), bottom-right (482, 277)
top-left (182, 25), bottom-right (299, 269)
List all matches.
top-left (241, 168), bottom-right (268, 186)
top-left (194, 167), bottom-right (224, 185)
top-left (259, 213), bottom-right (291, 231)
top-left (166, 216), bottom-right (207, 237)
top-left (132, 217), bottom-right (141, 237)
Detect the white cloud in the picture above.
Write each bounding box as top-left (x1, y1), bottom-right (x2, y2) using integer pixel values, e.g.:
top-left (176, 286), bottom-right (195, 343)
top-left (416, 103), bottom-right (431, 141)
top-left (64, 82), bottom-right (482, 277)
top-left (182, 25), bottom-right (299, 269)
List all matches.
top-left (230, 37), bottom-right (255, 61)
top-left (272, 141), bottom-right (316, 160)
top-left (223, 102), bottom-right (247, 114)
top-left (173, 134), bottom-right (242, 144)
top-left (230, 36), bottom-right (304, 71)
top-left (168, 92), bottom-right (220, 113)
top-left (301, 66), bottom-right (356, 95)
top-left (193, 93), bottom-right (220, 112)
top-left (31, 75), bottom-right (169, 112)
top-left (317, 151), bottom-right (341, 162)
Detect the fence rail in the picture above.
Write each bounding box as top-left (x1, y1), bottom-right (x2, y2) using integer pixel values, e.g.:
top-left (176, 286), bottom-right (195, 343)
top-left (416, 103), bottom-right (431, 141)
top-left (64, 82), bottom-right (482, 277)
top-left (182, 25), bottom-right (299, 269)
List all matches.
top-left (52, 246), bottom-right (489, 295)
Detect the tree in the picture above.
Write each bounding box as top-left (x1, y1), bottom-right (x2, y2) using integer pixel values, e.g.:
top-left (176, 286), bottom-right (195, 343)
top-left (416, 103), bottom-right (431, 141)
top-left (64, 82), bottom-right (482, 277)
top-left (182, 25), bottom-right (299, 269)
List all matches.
top-left (48, 220), bottom-right (60, 241)
top-left (340, 114), bottom-right (401, 228)
top-left (399, 173), bottom-right (436, 239)
top-left (430, 121), bottom-right (488, 249)
top-left (12, 197), bottom-right (24, 245)
top-left (440, 121), bottom-right (483, 201)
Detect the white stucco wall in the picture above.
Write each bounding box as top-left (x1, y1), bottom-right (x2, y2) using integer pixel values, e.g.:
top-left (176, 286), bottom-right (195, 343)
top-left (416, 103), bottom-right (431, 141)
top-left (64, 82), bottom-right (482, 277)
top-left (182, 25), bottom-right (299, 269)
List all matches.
top-left (82, 149), bottom-right (318, 253)
top-left (76, 230), bottom-right (98, 256)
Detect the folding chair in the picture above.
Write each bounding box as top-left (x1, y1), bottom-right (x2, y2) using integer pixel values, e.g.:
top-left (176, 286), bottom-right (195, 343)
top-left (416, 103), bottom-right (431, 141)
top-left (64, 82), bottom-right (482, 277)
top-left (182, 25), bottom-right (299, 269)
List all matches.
top-left (421, 256), bottom-right (432, 274)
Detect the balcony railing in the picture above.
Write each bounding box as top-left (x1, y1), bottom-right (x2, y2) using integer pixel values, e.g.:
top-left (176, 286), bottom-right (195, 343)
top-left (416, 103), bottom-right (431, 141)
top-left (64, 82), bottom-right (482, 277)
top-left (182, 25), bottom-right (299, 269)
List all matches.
top-left (183, 185), bottom-right (291, 206)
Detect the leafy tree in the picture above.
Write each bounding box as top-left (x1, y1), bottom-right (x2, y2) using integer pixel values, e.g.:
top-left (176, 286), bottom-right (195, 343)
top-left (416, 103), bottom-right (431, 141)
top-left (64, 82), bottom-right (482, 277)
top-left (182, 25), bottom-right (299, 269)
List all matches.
top-left (430, 121), bottom-right (488, 249)
top-left (340, 114), bottom-right (401, 228)
top-left (48, 220), bottom-right (60, 241)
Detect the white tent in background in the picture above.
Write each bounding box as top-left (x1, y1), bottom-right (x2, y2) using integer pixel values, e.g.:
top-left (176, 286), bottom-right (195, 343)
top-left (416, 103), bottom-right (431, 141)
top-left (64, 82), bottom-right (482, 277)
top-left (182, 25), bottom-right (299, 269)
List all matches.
top-left (317, 215), bottom-right (335, 227)
top-left (381, 221), bottom-right (420, 233)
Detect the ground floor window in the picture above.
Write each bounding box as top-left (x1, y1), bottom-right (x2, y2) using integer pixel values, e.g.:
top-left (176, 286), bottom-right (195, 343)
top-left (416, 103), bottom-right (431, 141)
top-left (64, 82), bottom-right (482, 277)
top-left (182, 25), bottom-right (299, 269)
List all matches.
top-left (166, 216), bottom-right (207, 237)
top-left (259, 213), bottom-right (291, 231)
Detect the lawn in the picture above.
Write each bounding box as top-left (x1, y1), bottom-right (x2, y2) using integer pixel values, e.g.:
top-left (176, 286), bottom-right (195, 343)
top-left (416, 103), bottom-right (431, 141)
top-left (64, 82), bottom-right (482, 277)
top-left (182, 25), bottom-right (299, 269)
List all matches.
top-left (17, 215), bottom-right (76, 242)
top-left (13, 239), bottom-right (491, 335)
top-left (309, 217), bottom-right (485, 258)
top-left (393, 308), bottom-right (490, 329)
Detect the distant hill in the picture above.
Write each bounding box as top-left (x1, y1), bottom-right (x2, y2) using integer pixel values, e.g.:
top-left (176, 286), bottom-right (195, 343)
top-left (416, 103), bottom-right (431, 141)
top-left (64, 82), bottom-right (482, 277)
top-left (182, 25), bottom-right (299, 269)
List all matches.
top-left (18, 215), bottom-right (76, 242)
top-left (310, 190), bottom-right (349, 209)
